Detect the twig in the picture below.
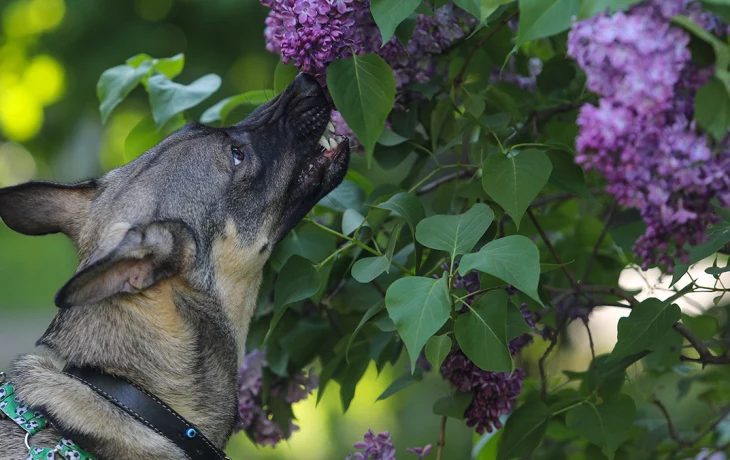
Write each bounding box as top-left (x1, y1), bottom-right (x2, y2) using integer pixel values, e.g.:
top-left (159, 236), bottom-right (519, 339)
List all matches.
top-left (582, 318), bottom-right (599, 392)
top-left (581, 201), bottom-right (616, 283)
top-left (527, 208), bottom-right (577, 287)
top-left (454, 9), bottom-right (519, 86)
top-left (506, 100), bottom-right (586, 146)
top-left (574, 285), bottom-right (639, 307)
top-left (539, 331), bottom-right (560, 399)
top-left (416, 169), bottom-right (476, 196)
top-left (674, 323), bottom-right (730, 366)
top-left (370, 280), bottom-right (387, 297)
top-left (691, 403), bottom-right (730, 444)
top-left (531, 189), bottom-right (602, 207)
top-left (653, 398), bottom-right (689, 447)
top-left (436, 415), bottom-right (447, 460)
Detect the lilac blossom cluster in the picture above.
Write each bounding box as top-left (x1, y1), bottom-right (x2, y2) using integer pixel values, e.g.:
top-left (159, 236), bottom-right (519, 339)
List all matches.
top-left (261, 0), bottom-right (472, 99)
top-left (438, 269), bottom-right (536, 434)
top-left (568, 0), bottom-right (730, 269)
top-left (235, 349), bottom-right (318, 446)
top-left (441, 351), bottom-right (526, 434)
top-left (346, 430), bottom-right (432, 460)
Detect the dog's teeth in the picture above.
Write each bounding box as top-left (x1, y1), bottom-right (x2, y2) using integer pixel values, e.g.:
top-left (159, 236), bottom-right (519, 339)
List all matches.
top-left (328, 138), bottom-right (338, 149)
top-left (327, 121), bottom-right (335, 133)
top-left (318, 136), bottom-right (330, 150)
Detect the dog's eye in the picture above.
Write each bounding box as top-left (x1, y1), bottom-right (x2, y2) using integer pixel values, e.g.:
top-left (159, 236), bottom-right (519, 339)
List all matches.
top-left (232, 146), bottom-right (246, 167)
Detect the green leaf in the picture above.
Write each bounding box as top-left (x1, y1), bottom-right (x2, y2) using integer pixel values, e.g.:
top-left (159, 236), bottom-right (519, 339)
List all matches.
top-left (580, 351), bottom-right (649, 397)
top-left (199, 90), bottom-right (273, 125)
top-left (340, 355), bottom-right (370, 412)
top-left (385, 276), bottom-right (452, 370)
top-left (319, 180), bottom-right (366, 212)
top-left (517, 0), bottom-right (579, 44)
top-left (565, 395), bottom-right (636, 459)
top-left (695, 76), bottom-right (730, 141)
top-left (352, 256), bottom-right (390, 283)
top-left (97, 62), bottom-right (153, 123)
top-left (455, 290), bottom-right (513, 372)
top-left (673, 15), bottom-right (730, 72)
top-left (672, 221), bottom-right (730, 284)
top-left (377, 367), bottom-right (424, 401)
top-left (346, 302), bottom-right (385, 361)
top-left (610, 298), bottom-right (682, 361)
top-left (433, 391), bottom-right (473, 420)
top-left (125, 114), bottom-right (186, 160)
top-left (274, 61), bottom-right (300, 94)
top-left (148, 73), bottom-right (221, 128)
top-left (342, 208), bottom-right (368, 236)
top-left (265, 255), bottom-right (321, 344)
top-left (378, 127), bottom-right (409, 146)
top-left (370, 0), bottom-right (422, 45)
top-left (577, 0), bottom-right (642, 19)
top-left (375, 192), bottom-right (426, 233)
top-left (681, 313), bottom-right (718, 341)
top-left (327, 53), bottom-right (396, 161)
top-left (546, 150), bottom-right (591, 198)
top-left (506, 302), bottom-right (532, 341)
top-left (415, 203), bottom-right (495, 259)
top-left (425, 334), bottom-right (452, 373)
top-left (497, 399), bottom-right (551, 460)
top-left (459, 235), bottom-right (543, 305)
top-left (482, 149), bottom-right (552, 228)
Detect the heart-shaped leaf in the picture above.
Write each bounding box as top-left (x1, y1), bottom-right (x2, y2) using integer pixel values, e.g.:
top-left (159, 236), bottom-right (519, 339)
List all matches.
top-left (609, 298), bottom-right (682, 361)
top-left (482, 149), bottom-right (552, 228)
top-left (370, 0), bottom-right (423, 45)
top-left (352, 256), bottom-right (390, 283)
top-left (455, 290), bottom-right (513, 372)
top-left (265, 255), bottom-right (321, 344)
top-left (565, 395), bottom-right (636, 459)
top-left (497, 399), bottom-right (551, 460)
top-left (425, 334), bottom-right (452, 373)
top-left (416, 203), bottom-right (495, 260)
top-left (459, 235), bottom-right (543, 305)
top-left (97, 62), bottom-right (153, 123)
top-left (385, 276), bottom-right (452, 370)
top-left (148, 73), bottom-right (222, 128)
top-left (327, 53), bottom-right (396, 161)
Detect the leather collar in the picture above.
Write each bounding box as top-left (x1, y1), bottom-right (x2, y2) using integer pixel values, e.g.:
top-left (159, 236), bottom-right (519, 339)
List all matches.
top-left (63, 366), bottom-right (230, 460)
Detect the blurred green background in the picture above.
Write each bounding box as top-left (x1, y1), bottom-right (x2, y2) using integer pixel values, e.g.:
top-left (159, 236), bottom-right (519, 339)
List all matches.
top-left (0, 1), bottom-right (476, 458)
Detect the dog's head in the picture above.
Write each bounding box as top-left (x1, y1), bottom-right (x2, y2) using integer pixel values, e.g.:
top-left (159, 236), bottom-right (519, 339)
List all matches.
top-left (0, 74), bottom-right (349, 309)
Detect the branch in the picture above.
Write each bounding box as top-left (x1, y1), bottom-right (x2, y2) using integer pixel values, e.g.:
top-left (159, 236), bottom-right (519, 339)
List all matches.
top-left (531, 188), bottom-right (603, 207)
top-left (582, 318), bottom-right (599, 392)
top-left (674, 323), bottom-right (730, 366)
top-left (581, 201), bottom-right (616, 283)
top-left (436, 415), bottom-right (447, 460)
top-left (528, 208), bottom-right (577, 288)
top-left (506, 100), bottom-right (586, 146)
top-left (653, 398), bottom-right (690, 447)
top-left (454, 10), bottom-right (519, 86)
top-left (416, 169), bottom-right (476, 196)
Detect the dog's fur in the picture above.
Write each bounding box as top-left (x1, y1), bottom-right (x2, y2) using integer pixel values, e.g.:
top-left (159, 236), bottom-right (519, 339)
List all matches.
top-left (0, 74), bottom-right (349, 459)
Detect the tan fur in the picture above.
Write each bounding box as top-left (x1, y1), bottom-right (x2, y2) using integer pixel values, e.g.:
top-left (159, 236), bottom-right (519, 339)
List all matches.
top-left (213, 219), bottom-right (269, 352)
top-left (10, 354), bottom-right (188, 459)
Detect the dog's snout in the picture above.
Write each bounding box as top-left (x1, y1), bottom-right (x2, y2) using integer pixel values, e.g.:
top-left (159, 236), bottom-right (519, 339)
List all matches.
top-left (292, 73), bottom-right (324, 98)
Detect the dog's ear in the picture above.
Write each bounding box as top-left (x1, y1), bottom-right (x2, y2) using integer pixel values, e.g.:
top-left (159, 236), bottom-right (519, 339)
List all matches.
top-left (55, 221), bottom-right (196, 308)
top-left (0, 180), bottom-right (97, 240)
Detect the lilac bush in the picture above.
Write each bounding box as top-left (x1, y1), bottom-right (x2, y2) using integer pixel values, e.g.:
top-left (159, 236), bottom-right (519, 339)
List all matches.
top-left (235, 349), bottom-right (318, 446)
top-left (346, 429), bottom-right (433, 460)
top-left (568, 0), bottom-right (730, 269)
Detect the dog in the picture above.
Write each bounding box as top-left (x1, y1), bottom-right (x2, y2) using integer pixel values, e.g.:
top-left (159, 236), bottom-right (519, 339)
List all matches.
top-left (0, 73), bottom-right (349, 459)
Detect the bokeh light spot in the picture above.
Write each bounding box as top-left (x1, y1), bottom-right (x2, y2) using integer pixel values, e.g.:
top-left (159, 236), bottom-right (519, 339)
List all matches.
top-left (23, 55), bottom-right (66, 105)
top-left (0, 143), bottom-right (37, 186)
top-left (134, 0), bottom-right (173, 22)
top-left (0, 85), bottom-right (44, 142)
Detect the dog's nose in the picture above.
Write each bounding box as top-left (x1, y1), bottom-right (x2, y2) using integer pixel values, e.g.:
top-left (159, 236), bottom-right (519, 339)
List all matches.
top-left (292, 73), bottom-right (323, 98)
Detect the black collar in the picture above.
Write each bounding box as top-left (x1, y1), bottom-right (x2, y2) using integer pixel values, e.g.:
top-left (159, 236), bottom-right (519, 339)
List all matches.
top-left (63, 366), bottom-right (230, 460)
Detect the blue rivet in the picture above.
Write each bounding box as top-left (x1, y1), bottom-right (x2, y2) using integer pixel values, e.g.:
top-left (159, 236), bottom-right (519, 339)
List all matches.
top-left (185, 428), bottom-right (197, 438)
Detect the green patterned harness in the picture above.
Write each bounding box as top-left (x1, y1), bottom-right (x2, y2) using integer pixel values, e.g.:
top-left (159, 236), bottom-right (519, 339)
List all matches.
top-left (0, 376), bottom-right (96, 460)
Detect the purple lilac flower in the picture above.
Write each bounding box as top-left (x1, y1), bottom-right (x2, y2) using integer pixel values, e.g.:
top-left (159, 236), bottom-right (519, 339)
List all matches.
top-left (440, 351), bottom-right (525, 434)
top-left (568, 1), bottom-right (730, 269)
top-left (262, 0), bottom-right (473, 108)
top-left (406, 444), bottom-right (433, 459)
top-left (346, 430), bottom-right (396, 460)
top-left (346, 430), bottom-right (434, 459)
top-left (235, 349), bottom-right (318, 446)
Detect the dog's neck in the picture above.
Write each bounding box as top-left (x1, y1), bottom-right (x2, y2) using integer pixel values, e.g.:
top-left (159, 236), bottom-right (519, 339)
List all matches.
top-left (11, 274), bottom-right (262, 458)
